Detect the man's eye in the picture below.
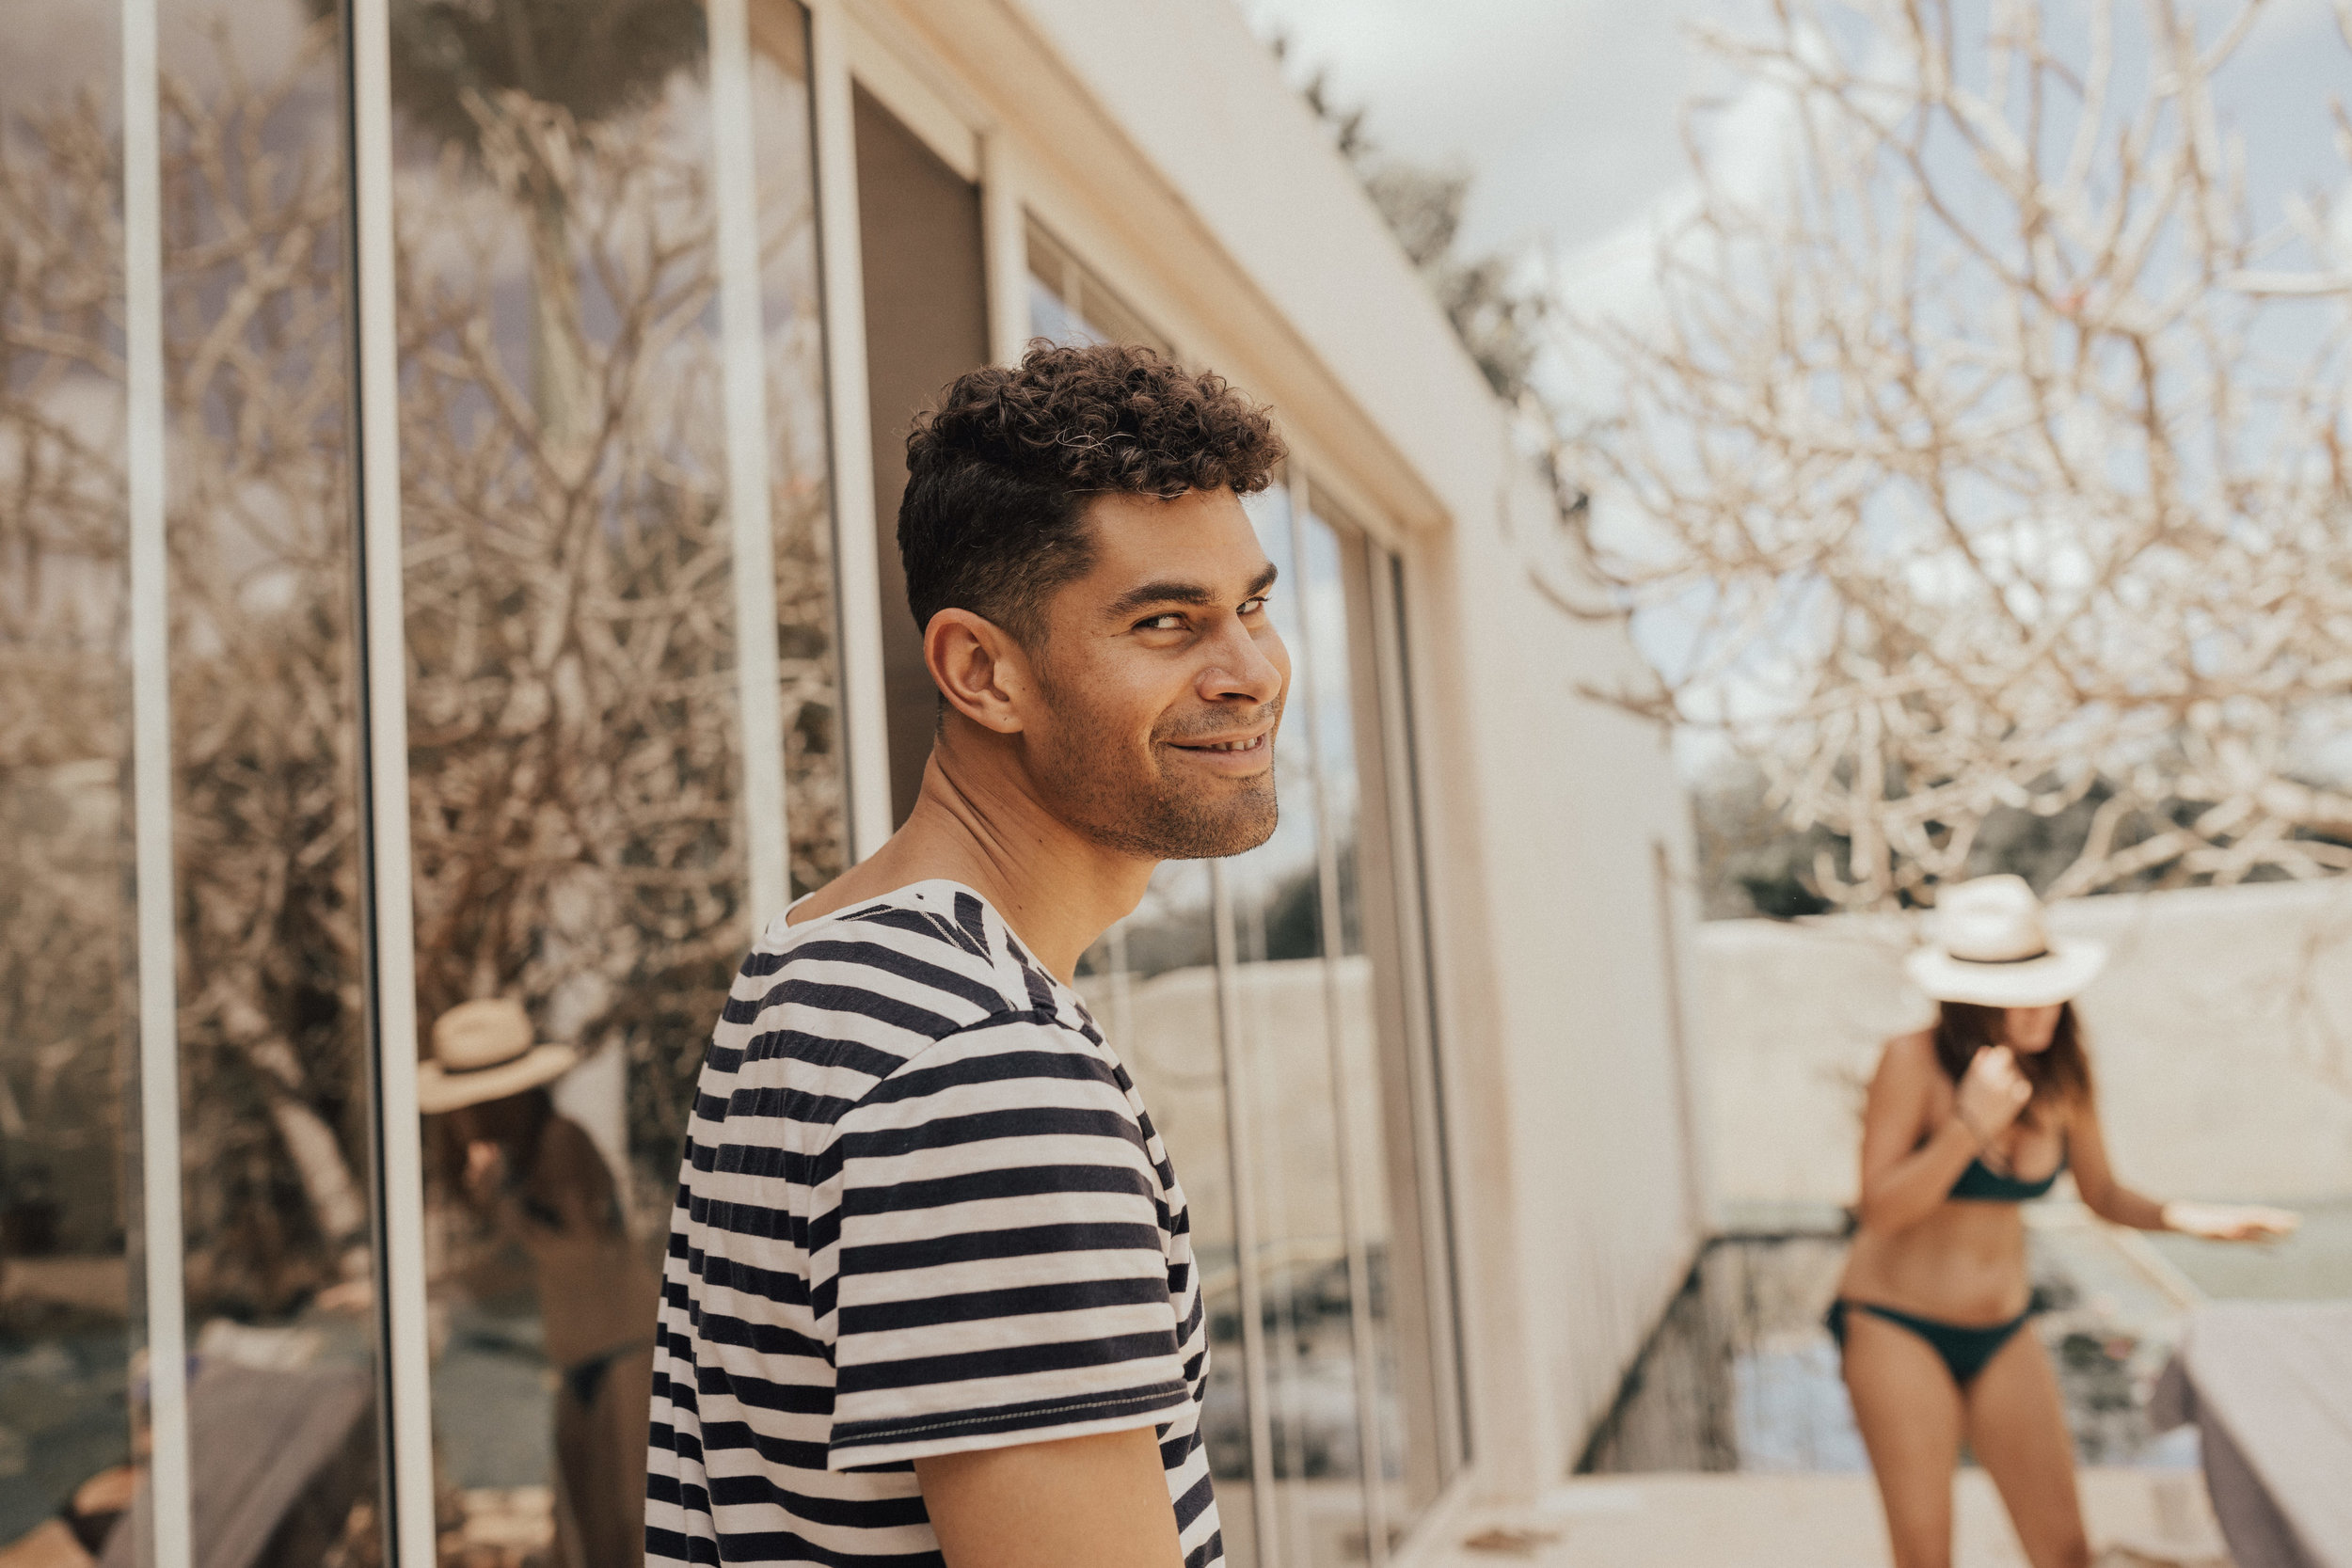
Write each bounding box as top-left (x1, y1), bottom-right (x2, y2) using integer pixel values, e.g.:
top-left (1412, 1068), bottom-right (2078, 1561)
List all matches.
top-left (1137, 613), bottom-right (1186, 631)
top-left (1240, 596), bottom-right (1269, 616)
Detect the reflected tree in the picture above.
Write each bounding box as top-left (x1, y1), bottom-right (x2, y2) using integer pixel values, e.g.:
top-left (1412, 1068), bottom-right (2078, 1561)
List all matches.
top-left (0, 15), bottom-right (840, 1312)
top-left (358, 0), bottom-right (704, 442)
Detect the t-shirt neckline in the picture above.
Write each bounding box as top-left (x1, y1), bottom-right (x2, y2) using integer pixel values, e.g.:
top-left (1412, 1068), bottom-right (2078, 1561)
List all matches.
top-left (782, 879), bottom-right (1080, 1003)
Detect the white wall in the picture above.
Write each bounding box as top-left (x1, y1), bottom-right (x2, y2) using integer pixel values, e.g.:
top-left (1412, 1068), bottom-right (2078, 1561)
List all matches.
top-left (1697, 879), bottom-right (2352, 1214)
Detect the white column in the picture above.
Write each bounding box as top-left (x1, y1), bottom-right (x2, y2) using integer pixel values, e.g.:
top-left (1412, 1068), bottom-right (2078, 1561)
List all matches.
top-left (709, 0), bottom-right (791, 927)
top-left (348, 2), bottom-right (437, 1559)
top-left (977, 133), bottom-right (1030, 367)
top-left (121, 1), bottom-right (191, 1560)
top-left (806, 0), bottom-right (892, 861)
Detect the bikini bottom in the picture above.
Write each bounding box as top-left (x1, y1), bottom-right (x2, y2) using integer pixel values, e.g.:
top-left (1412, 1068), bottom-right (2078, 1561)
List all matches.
top-left (1825, 1298), bottom-right (2033, 1387)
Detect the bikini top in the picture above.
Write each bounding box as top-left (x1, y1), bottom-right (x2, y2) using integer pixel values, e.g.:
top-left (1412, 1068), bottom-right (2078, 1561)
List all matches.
top-left (1948, 1140), bottom-right (2066, 1203)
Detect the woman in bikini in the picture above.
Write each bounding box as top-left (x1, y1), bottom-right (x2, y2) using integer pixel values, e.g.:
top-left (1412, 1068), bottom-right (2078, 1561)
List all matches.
top-left (1835, 875), bottom-right (2297, 1568)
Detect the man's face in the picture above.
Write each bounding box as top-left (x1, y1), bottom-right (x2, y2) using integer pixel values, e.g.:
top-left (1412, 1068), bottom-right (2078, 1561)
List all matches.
top-left (1023, 487), bottom-right (1288, 861)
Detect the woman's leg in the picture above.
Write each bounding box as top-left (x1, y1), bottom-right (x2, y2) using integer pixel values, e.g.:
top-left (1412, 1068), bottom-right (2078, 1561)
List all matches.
top-left (1964, 1327), bottom-right (2090, 1568)
top-left (1842, 1309), bottom-right (1967, 1568)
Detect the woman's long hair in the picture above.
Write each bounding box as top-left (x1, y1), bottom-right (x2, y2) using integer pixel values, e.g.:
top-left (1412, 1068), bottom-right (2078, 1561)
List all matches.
top-left (1932, 1001), bottom-right (2092, 1118)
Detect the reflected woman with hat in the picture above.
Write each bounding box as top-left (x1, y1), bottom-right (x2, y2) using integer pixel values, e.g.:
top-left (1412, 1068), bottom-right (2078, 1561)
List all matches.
top-left (422, 999), bottom-right (659, 1568)
top-left (1834, 876), bottom-right (2296, 1568)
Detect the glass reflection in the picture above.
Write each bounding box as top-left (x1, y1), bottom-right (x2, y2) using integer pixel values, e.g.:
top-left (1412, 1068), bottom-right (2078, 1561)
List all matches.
top-left (386, 3), bottom-right (839, 1562)
top-left (156, 6), bottom-right (388, 1561)
top-left (10, 3), bottom-right (404, 1555)
top-left (0, 16), bottom-right (138, 1562)
top-left (1025, 220), bottom-right (1168, 355)
top-left (1295, 505), bottom-right (1430, 1534)
top-left (1074, 863), bottom-right (1256, 1564)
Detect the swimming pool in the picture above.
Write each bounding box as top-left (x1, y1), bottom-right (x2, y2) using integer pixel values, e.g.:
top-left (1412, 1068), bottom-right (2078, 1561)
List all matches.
top-left (1570, 1203), bottom-right (2317, 1475)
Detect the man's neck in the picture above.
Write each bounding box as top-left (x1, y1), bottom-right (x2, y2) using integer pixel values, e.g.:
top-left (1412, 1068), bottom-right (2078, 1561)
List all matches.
top-left (787, 734), bottom-right (1155, 984)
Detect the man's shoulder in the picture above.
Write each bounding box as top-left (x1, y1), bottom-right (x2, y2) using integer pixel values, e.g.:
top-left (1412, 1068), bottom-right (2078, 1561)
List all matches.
top-left (727, 880), bottom-right (1059, 1044)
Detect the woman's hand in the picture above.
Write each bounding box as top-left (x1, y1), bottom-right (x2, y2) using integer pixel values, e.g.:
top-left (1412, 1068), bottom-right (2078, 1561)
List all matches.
top-left (2161, 1201), bottom-right (2301, 1242)
top-left (464, 1138), bottom-right (508, 1204)
top-left (1955, 1045), bottom-right (2032, 1145)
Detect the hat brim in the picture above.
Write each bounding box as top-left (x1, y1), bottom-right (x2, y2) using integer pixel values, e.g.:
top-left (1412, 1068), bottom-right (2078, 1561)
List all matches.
top-left (417, 1042), bottom-right (580, 1115)
top-left (1904, 940), bottom-right (2107, 1008)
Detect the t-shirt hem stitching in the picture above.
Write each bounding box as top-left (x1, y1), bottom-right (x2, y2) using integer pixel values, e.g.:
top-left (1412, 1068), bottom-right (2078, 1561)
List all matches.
top-left (829, 1383), bottom-right (1188, 1450)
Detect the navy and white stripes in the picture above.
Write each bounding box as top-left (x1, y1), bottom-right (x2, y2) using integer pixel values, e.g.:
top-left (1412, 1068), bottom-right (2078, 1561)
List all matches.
top-left (646, 879), bottom-right (1221, 1566)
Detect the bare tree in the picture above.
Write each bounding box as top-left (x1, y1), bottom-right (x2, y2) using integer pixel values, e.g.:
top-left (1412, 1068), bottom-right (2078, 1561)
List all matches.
top-left (1562, 0), bottom-right (2352, 909)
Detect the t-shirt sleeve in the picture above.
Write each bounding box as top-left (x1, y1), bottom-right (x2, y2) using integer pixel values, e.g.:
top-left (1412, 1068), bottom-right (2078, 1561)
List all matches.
top-left (819, 1015), bottom-right (1188, 1469)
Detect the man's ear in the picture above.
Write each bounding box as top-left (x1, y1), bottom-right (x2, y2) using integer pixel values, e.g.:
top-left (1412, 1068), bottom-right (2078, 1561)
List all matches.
top-left (924, 608), bottom-right (1035, 734)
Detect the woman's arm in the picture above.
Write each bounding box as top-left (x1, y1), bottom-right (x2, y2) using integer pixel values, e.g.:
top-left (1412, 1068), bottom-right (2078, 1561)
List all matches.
top-left (2069, 1098), bottom-right (2299, 1238)
top-left (2062, 1103), bottom-right (2167, 1228)
top-left (1854, 1035), bottom-right (2021, 1234)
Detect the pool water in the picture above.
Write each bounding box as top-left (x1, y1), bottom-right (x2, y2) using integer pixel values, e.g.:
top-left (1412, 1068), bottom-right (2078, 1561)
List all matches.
top-left (1579, 1215), bottom-right (2212, 1475)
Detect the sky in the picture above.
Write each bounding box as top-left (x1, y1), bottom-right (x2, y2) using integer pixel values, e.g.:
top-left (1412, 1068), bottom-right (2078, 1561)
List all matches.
top-left (1239, 0), bottom-right (1731, 263)
top-left (1241, 0), bottom-right (2352, 293)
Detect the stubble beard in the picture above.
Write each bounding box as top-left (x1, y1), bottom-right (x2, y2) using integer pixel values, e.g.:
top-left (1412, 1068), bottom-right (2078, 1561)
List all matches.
top-left (1034, 693), bottom-right (1283, 863)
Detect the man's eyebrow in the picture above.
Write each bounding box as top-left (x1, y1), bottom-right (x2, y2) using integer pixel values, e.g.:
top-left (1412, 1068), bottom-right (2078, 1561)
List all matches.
top-left (1104, 562), bottom-right (1279, 620)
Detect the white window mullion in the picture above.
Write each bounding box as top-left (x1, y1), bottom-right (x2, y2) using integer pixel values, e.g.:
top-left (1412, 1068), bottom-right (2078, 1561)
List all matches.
top-left (806, 0), bottom-right (892, 860)
top-left (709, 0), bottom-right (791, 926)
top-left (977, 133), bottom-right (1029, 367)
top-left (347, 2), bottom-right (436, 1559)
top-left (121, 0), bottom-right (192, 1559)
top-left (1208, 861), bottom-right (1281, 1567)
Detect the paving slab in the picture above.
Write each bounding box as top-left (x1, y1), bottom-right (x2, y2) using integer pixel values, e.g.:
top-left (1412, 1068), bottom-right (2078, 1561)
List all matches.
top-left (1420, 1468), bottom-right (2230, 1568)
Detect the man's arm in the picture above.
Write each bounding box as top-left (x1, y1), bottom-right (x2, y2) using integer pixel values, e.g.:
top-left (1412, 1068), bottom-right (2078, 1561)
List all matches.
top-left (915, 1428), bottom-right (1185, 1568)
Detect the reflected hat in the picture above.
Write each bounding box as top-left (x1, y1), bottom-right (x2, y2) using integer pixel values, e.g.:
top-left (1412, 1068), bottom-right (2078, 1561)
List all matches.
top-left (417, 998), bottom-right (580, 1115)
top-left (1903, 875), bottom-right (2106, 1008)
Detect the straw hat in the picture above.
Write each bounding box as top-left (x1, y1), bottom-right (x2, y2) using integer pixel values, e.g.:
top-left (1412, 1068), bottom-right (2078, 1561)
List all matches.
top-left (417, 998), bottom-right (580, 1115)
top-left (1903, 874), bottom-right (2106, 1008)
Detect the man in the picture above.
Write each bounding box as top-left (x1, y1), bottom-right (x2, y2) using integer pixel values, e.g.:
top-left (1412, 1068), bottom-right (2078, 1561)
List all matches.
top-left (646, 341), bottom-right (1288, 1568)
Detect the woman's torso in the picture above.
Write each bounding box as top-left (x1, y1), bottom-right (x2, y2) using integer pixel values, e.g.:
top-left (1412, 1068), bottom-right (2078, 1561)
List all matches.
top-left (515, 1115), bottom-right (660, 1367)
top-left (1836, 1054), bottom-right (2070, 1323)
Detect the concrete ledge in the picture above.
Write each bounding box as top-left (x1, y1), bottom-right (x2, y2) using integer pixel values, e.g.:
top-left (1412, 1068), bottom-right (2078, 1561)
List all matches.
top-left (1413, 1469), bottom-right (2230, 1567)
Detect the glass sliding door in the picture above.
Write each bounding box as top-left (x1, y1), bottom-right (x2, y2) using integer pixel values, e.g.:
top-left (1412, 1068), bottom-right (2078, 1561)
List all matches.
top-left (7, 2), bottom-right (845, 1562)
top-left (0, 13), bottom-right (144, 1557)
top-left (151, 2), bottom-right (389, 1554)
top-left (1074, 863), bottom-right (1257, 1564)
top-left (1025, 219), bottom-right (1169, 356)
top-left (382, 1), bottom-right (841, 1560)
top-left (2, 2), bottom-right (396, 1560)
top-left (1296, 493), bottom-right (1460, 1536)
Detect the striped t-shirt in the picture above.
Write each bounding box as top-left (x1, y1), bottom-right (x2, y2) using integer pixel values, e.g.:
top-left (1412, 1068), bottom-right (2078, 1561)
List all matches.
top-left (646, 879), bottom-right (1221, 1566)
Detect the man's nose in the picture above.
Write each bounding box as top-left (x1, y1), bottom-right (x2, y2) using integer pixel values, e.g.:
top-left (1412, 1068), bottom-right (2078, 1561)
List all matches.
top-left (1197, 617), bottom-right (1285, 705)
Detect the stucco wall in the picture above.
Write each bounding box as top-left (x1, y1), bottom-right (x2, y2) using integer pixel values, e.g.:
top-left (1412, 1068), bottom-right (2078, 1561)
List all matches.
top-left (1697, 879), bottom-right (2352, 1214)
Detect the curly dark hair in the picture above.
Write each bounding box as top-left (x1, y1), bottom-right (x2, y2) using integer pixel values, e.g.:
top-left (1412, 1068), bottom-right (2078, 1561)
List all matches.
top-left (898, 341), bottom-right (1287, 644)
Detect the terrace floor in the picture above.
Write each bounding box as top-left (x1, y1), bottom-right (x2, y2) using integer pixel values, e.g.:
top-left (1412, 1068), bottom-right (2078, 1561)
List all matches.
top-left (1428, 1467), bottom-right (2229, 1568)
